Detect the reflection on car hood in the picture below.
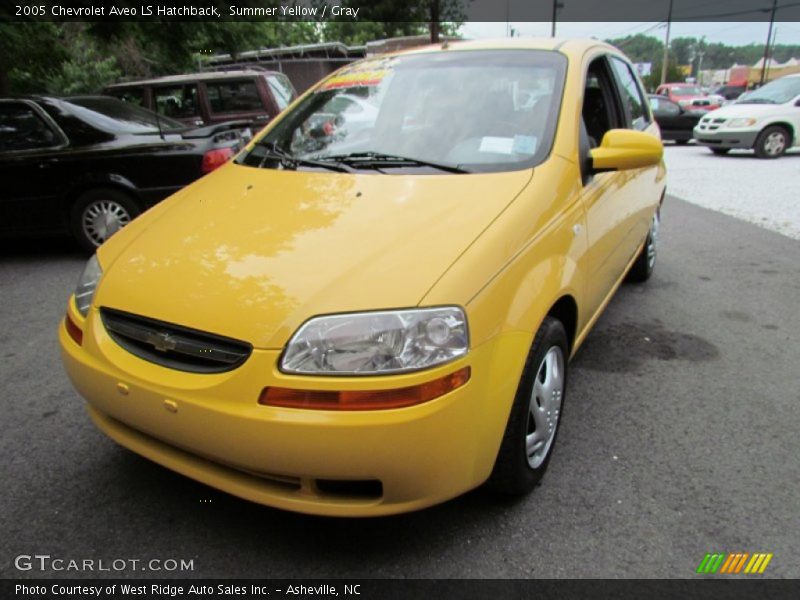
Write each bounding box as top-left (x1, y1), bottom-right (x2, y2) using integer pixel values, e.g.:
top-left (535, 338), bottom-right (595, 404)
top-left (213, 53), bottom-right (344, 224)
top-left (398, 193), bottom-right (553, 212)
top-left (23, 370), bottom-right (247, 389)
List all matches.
top-left (96, 163), bottom-right (533, 348)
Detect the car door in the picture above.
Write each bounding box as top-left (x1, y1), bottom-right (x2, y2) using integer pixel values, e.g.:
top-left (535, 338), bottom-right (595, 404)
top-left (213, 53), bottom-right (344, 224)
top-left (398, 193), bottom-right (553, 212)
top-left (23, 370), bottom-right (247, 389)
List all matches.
top-left (577, 55), bottom-right (636, 318)
top-left (607, 56), bottom-right (660, 268)
top-left (0, 100), bottom-right (70, 235)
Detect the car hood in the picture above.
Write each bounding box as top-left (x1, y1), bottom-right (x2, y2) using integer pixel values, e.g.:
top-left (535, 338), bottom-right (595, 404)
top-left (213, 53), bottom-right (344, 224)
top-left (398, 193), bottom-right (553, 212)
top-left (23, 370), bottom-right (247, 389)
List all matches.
top-left (701, 103), bottom-right (787, 119)
top-left (96, 162), bottom-right (532, 348)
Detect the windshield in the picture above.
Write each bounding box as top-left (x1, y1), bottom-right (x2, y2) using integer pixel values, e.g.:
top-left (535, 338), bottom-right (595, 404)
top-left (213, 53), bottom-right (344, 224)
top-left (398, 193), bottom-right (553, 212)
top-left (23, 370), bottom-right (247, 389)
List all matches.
top-left (736, 77), bottom-right (800, 104)
top-left (64, 97), bottom-right (185, 133)
top-left (671, 86), bottom-right (701, 96)
top-left (237, 49), bottom-right (567, 174)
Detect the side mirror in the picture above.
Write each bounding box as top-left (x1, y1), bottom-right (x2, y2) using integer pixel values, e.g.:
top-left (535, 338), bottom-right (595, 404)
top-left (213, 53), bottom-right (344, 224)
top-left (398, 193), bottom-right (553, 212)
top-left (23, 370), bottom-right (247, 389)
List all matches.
top-left (590, 129), bottom-right (663, 173)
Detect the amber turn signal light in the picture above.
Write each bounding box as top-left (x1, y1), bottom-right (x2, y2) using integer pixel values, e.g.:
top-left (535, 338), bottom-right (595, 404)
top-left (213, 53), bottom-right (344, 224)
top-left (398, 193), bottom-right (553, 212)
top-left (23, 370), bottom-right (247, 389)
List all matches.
top-left (259, 367), bottom-right (470, 410)
top-left (65, 314), bottom-right (83, 346)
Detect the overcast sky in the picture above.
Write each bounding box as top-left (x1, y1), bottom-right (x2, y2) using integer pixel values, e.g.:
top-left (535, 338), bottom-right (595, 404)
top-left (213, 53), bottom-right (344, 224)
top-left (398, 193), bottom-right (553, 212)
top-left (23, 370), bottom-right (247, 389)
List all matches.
top-left (460, 21), bottom-right (800, 46)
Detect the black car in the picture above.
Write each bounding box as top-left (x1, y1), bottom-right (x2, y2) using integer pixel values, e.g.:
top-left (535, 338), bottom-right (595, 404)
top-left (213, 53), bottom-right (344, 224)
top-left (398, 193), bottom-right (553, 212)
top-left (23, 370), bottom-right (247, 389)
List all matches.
top-left (0, 96), bottom-right (247, 250)
top-left (648, 94), bottom-right (705, 144)
top-left (713, 84), bottom-right (746, 101)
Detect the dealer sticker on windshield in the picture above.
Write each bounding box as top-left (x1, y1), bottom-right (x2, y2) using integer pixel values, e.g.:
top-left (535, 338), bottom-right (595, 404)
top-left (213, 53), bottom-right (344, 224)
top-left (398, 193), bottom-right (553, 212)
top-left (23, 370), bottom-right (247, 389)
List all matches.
top-left (513, 135), bottom-right (538, 155)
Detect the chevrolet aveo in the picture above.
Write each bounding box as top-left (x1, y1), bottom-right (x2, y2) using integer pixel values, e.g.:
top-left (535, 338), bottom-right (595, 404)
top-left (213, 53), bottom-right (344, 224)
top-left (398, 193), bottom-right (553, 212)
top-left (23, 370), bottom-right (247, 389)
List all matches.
top-left (60, 39), bottom-right (666, 516)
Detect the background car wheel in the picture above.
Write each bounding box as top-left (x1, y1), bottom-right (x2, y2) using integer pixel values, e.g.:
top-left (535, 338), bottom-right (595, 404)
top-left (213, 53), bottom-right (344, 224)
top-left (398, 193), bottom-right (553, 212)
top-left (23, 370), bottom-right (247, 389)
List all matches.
top-left (627, 210), bottom-right (659, 283)
top-left (710, 148), bottom-right (730, 155)
top-left (487, 316), bottom-right (568, 496)
top-left (754, 125), bottom-right (789, 159)
top-left (70, 188), bottom-right (141, 252)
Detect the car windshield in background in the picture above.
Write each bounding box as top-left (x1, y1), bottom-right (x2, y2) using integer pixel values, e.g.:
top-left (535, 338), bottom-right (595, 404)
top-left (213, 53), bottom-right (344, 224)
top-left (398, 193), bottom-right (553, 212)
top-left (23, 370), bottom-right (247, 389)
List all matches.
top-left (671, 86), bottom-right (701, 96)
top-left (64, 97), bottom-right (185, 133)
top-left (736, 77), bottom-right (800, 104)
top-left (237, 50), bottom-right (567, 174)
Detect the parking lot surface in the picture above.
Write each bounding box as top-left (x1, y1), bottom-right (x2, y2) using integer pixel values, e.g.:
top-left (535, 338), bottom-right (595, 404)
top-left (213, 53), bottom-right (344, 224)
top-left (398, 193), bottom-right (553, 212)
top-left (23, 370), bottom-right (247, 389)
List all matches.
top-left (1, 197), bottom-right (798, 578)
top-left (663, 143), bottom-right (800, 240)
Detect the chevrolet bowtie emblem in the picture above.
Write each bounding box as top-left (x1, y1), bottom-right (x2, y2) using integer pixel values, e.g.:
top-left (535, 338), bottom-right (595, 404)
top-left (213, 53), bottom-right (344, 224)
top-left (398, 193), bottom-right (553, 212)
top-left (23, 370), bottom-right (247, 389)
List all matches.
top-left (145, 331), bottom-right (178, 352)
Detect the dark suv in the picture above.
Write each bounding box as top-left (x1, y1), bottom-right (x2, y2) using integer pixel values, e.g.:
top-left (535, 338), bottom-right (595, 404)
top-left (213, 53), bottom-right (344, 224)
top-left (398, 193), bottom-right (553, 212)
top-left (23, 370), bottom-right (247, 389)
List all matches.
top-left (104, 70), bottom-right (297, 129)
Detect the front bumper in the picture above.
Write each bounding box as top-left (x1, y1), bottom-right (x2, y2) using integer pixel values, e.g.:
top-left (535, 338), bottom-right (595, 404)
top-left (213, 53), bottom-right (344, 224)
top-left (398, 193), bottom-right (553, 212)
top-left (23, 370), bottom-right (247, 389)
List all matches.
top-left (59, 300), bottom-right (530, 516)
top-left (693, 127), bottom-right (759, 149)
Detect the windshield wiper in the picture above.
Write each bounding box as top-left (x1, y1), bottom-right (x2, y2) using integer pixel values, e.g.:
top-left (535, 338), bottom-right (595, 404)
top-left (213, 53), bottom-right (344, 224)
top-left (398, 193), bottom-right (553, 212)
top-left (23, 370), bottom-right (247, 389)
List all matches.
top-left (255, 141), bottom-right (354, 173)
top-left (318, 152), bottom-right (470, 174)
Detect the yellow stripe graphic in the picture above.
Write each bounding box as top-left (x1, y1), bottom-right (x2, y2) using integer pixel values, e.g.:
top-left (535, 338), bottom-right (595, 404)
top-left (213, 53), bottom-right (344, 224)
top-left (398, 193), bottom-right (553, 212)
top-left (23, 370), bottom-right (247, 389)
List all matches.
top-left (744, 554), bottom-right (762, 574)
top-left (758, 553), bottom-right (773, 574)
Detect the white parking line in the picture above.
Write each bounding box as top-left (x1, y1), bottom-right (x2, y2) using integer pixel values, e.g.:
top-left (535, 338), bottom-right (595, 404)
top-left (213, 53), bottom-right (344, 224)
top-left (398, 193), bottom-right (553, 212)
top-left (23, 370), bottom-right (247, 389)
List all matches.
top-left (663, 143), bottom-right (800, 240)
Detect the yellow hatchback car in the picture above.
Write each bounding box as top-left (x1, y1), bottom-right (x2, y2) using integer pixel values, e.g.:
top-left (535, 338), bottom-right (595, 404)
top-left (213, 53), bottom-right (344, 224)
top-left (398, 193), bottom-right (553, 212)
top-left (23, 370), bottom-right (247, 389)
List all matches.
top-left (60, 39), bottom-right (665, 516)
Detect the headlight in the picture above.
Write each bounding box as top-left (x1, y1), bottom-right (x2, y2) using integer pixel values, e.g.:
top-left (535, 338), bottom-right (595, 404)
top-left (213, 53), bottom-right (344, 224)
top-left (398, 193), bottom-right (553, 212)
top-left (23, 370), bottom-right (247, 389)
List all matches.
top-left (74, 254), bottom-right (102, 317)
top-left (281, 307), bottom-right (469, 375)
top-left (727, 118), bottom-right (757, 128)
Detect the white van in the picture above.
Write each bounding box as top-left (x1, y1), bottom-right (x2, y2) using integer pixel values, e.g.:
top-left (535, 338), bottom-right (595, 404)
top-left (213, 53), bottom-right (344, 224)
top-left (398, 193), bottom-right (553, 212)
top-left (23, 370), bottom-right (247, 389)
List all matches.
top-left (694, 73), bottom-right (800, 158)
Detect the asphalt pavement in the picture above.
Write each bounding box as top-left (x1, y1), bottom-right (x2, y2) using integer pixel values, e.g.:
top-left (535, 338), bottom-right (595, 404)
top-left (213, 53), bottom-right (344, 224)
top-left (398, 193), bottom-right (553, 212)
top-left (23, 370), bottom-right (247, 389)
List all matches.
top-left (1, 197), bottom-right (798, 579)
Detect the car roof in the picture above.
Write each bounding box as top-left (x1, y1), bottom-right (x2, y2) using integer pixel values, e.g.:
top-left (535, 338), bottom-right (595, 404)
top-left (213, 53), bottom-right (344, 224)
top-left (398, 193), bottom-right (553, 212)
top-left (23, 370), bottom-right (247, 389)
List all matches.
top-left (378, 37), bottom-right (619, 58)
top-left (106, 70), bottom-right (279, 88)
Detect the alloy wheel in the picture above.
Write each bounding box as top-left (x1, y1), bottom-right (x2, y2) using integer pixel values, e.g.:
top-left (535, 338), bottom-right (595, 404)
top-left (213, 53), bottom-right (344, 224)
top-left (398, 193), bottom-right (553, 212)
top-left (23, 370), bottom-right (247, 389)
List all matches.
top-left (81, 200), bottom-right (132, 246)
top-left (526, 346), bottom-right (565, 469)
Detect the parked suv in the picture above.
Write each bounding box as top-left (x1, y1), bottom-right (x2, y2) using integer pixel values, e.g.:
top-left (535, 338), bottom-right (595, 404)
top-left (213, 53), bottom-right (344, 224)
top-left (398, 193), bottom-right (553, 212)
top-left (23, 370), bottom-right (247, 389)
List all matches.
top-left (694, 74), bottom-right (800, 158)
top-left (104, 70), bottom-right (297, 129)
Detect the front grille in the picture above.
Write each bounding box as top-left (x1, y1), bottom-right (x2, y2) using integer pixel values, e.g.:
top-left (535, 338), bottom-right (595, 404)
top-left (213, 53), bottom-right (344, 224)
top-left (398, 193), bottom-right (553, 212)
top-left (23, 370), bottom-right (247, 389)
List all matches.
top-left (100, 308), bottom-right (252, 374)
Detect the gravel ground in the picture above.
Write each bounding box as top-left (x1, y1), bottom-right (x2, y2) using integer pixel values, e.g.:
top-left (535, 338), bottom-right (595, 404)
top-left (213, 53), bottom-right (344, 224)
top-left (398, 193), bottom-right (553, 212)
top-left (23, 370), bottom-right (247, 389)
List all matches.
top-left (662, 143), bottom-right (800, 240)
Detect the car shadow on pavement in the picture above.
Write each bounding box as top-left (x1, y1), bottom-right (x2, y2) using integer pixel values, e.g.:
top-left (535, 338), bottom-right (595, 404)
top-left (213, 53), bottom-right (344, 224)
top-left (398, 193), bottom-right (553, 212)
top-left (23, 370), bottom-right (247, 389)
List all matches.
top-left (98, 445), bottom-right (525, 572)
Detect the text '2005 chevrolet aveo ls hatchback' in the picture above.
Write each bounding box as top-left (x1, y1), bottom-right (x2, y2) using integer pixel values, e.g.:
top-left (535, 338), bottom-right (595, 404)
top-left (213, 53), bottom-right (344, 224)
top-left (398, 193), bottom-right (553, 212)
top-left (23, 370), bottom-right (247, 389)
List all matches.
top-left (60, 39), bottom-right (666, 516)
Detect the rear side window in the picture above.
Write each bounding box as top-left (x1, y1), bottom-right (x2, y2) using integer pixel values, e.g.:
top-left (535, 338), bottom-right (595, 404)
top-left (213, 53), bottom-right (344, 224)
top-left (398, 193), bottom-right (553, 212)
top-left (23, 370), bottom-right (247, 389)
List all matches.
top-left (0, 102), bottom-right (60, 152)
top-left (153, 84), bottom-right (200, 119)
top-left (266, 74), bottom-right (296, 111)
top-left (110, 88), bottom-right (146, 106)
top-left (206, 80), bottom-right (263, 113)
top-left (610, 57), bottom-right (650, 130)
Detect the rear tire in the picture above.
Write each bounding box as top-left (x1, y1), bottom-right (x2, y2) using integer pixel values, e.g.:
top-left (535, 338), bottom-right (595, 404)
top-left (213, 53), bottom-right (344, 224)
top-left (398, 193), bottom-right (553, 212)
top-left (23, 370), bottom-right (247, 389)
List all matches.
top-left (627, 210), bottom-right (659, 283)
top-left (754, 125), bottom-right (789, 159)
top-left (70, 188), bottom-right (141, 252)
top-left (487, 316), bottom-right (569, 496)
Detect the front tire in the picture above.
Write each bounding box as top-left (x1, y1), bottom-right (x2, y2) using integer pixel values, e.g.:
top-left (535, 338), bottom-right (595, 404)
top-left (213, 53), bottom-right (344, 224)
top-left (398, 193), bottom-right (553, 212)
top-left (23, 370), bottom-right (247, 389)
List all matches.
top-left (70, 188), bottom-right (141, 252)
top-left (754, 125), bottom-right (789, 159)
top-left (627, 210), bottom-right (659, 283)
top-left (487, 316), bottom-right (569, 495)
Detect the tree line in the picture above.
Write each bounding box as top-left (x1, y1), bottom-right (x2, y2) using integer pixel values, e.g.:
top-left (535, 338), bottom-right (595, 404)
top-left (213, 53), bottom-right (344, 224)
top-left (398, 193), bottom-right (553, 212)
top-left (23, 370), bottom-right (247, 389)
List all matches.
top-left (0, 0), bottom-right (463, 96)
top-left (607, 33), bottom-right (800, 89)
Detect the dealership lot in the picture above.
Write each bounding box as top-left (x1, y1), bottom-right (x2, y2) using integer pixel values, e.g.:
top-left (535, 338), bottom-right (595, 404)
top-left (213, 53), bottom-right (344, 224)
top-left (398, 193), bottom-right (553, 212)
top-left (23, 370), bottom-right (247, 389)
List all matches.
top-left (663, 143), bottom-right (800, 240)
top-left (1, 192), bottom-right (798, 578)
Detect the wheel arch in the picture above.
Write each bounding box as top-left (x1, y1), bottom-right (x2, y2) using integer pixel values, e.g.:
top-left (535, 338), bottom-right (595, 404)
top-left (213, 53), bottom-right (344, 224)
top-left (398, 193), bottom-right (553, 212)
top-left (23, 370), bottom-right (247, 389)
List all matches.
top-left (761, 121), bottom-right (795, 145)
top-left (61, 175), bottom-right (143, 219)
top-left (546, 295), bottom-right (579, 355)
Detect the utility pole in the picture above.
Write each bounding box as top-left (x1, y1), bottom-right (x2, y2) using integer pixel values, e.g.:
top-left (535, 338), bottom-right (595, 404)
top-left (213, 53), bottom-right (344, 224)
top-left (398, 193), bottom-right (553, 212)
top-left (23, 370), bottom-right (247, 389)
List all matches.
top-left (759, 0), bottom-right (778, 86)
top-left (660, 0), bottom-right (674, 86)
top-left (765, 27), bottom-right (778, 82)
top-left (430, 0), bottom-right (440, 43)
top-left (551, 1), bottom-right (564, 37)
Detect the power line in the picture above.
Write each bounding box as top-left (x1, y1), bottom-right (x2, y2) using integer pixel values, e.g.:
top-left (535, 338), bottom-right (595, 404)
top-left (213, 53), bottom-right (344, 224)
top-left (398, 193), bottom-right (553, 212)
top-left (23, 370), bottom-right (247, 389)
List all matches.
top-left (674, 1), bottom-right (800, 20)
